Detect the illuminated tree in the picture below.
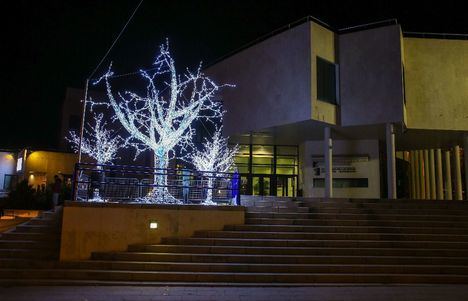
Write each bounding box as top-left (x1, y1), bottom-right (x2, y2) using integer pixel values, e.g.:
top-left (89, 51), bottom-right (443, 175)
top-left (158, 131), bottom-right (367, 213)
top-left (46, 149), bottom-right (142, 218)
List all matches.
top-left (95, 41), bottom-right (225, 203)
top-left (191, 127), bottom-right (238, 205)
top-left (67, 112), bottom-right (123, 165)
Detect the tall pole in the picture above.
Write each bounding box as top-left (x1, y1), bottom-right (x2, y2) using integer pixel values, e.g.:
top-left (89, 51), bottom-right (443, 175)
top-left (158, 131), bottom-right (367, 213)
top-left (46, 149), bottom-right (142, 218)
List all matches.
top-left (386, 123), bottom-right (396, 199)
top-left (436, 149), bottom-right (444, 200)
top-left (324, 127), bottom-right (333, 198)
top-left (454, 145), bottom-right (463, 200)
top-left (419, 150), bottom-right (426, 199)
top-left (415, 150), bottom-right (421, 199)
top-left (429, 149), bottom-right (436, 199)
top-left (445, 150), bottom-right (452, 200)
top-left (424, 150), bottom-right (430, 200)
top-left (410, 151), bottom-right (416, 199)
top-left (78, 79), bottom-right (90, 163)
top-left (464, 136), bottom-right (468, 200)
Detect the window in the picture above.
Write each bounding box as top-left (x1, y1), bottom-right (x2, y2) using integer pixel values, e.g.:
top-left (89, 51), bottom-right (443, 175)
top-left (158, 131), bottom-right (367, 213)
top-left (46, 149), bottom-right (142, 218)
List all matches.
top-left (317, 57), bottom-right (337, 104)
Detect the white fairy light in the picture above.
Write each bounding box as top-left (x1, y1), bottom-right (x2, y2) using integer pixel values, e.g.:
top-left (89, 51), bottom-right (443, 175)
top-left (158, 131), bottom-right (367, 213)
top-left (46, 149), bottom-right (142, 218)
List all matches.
top-left (191, 126), bottom-right (239, 205)
top-left (94, 40), bottom-right (228, 203)
top-left (67, 113), bottom-right (123, 165)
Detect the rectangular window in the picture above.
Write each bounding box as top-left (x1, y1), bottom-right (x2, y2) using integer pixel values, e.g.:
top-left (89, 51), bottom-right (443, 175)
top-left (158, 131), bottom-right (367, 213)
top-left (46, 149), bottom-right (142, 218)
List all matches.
top-left (317, 56), bottom-right (337, 104)
top-left (313, 178), bottom-right (368, 188)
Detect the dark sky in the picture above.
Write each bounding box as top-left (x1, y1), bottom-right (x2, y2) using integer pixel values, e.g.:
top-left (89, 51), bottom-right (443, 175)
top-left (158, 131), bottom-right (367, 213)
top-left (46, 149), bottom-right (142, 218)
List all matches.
top-left (1, 0), bottom-right (467, 149)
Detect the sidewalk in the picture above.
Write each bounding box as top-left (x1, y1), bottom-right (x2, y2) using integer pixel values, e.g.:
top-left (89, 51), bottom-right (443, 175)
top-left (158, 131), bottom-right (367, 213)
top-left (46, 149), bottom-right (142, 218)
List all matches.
top-left (1, 285), bottom-right (468, 301)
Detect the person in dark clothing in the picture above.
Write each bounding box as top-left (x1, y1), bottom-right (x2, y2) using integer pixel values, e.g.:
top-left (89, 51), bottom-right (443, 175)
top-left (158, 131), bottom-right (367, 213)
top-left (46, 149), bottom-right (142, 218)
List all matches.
top-left (52, 175), bottom-right (62, 210)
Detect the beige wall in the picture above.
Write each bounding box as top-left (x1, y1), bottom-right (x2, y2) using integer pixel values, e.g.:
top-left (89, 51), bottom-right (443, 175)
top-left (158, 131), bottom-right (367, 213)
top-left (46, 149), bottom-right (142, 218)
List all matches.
top-left (311, 22), bottom-right (337, 124)
top-left (404, 38), bottom-right (468, 130)
top-left (60, 202), bottom-right (245, 261)
top-left (24, 150), bottom-right (77, 186)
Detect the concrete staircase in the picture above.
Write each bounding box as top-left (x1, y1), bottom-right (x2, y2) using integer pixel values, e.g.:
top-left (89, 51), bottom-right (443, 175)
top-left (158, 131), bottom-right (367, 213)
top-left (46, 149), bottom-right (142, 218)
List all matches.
top-left (0, 207), bottom-right (62, 262)
top-left (2, 199), bottom-right (468, 285)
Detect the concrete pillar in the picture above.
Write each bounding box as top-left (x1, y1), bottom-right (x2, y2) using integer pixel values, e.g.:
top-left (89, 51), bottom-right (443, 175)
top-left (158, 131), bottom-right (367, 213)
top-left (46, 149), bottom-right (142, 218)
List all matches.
top-left (444, 150), bottom-right (452, 200)
top-left (386, 123), bottom-right (397, 199)
top-left (435, 149), bottom-right (444, 200)
top-left (454, 145), bottom-right (463, 200)
top-left (418, 150), bottom-right (426, 199)
top-left (423, 150), bottom-right (430, 200)
top-left (410, 151), bottom-right (417, 199)
top-left (429, 149), bottom-right (436, 199)
top-left (415, 150), bottom-right (421, 199)
top-left (324, 127), bottom-right (333, 198)
top-left (464, 136), bottom-right (468, 200)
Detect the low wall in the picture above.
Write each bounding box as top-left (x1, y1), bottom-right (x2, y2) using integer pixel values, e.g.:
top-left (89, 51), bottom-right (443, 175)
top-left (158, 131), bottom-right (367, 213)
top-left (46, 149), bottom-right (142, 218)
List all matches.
top-left (60, 202), bottom-right (245, 261)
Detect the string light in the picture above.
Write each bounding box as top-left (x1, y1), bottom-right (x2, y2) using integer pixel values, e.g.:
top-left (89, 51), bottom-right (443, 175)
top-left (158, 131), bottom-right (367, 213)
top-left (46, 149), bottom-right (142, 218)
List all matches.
top-left (67, 113), bottom-right (124, 165)
top-left (93, 40), bottom-right (229, 203)
top-left (191, 126), bottom-right (239, 205)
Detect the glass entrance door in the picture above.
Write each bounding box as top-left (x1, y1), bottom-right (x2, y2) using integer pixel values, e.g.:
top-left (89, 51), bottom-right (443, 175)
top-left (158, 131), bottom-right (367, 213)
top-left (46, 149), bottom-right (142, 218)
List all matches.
top-left (253, 176), bottom-right (271, 196)
top-left (276, 175), bottom-right (296, 197)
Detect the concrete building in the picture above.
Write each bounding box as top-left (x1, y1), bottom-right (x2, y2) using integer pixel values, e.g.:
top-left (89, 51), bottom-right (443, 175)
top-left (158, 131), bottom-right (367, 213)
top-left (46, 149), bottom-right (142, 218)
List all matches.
top-left (206, 18), bottom-right (468, 200)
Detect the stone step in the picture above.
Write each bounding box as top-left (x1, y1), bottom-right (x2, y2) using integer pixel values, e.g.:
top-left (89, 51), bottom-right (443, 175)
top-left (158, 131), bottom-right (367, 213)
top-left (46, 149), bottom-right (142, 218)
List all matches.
top-left (246, 207), bottom-right (309, 213)
top-left (91, 252), bottom-right (468, 265)
top-left (224, 224), bottom-right (468, 235)
top-left (26, 218), bottom-right (60, 226)
top-left (0, 249), bottom-right (59, 260)
top-left (0, 240), bottom-right (59, 250)
top-left (14, 224), bottom-right (60, 233)
top-left (2, 268), bottom-right (468, 283)
top-left (68, 261), bottom-right (468, 275)
top-left (0, 232), bottom-right (60, 241)
top-left (128, 244), bottom-right (468, 257)
top-left (0, 259), bottom-right (464, 277)
top-left (245, 212), bottom-right (468, 221)
top-left (161, 237), bottom-right (468, 249)
top-left (245, 218), bottom-right (468, 228)
top-left (305, 208), bottom-right (468, 215)
top-left (193, 230), bottom-right (468, 242)
top-left (296, 201), bottom-right (468, 210)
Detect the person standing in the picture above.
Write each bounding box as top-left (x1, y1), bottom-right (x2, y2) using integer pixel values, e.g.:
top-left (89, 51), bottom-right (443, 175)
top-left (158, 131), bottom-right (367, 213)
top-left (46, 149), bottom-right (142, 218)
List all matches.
top-left (52, 175), bottom-right (62, 210)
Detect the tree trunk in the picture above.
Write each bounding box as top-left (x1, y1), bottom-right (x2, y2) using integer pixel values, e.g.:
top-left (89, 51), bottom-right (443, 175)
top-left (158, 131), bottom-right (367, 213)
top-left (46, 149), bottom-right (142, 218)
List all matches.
top-left (149, 150), bottom-right (179, 203)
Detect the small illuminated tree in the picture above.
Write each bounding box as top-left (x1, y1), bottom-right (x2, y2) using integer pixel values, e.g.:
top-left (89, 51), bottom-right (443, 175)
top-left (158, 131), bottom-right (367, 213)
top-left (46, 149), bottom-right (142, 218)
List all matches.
top-left (191, 127), bottom-right (238, 205)
top-left (95, 41), bottom-right (225, 203)
top-left (67, 113), bottom-right (123, 165)
top-left (67, 113), bottom-right (124, 202)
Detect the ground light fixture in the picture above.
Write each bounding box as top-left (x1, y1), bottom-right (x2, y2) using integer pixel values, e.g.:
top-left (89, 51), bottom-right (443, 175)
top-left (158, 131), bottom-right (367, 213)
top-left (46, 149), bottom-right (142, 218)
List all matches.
top-left (149, 221), bottom-right (158, 229)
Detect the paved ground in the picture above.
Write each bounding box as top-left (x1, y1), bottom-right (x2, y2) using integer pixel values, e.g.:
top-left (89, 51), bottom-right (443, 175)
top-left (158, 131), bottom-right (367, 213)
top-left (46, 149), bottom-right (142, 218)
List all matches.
top-left (1, 285), bottom-right (468, 301)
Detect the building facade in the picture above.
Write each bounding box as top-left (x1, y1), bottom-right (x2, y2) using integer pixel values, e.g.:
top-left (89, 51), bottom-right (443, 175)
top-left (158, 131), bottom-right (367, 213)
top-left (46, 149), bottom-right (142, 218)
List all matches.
top-left (206, 18), bottom-right (468, 200)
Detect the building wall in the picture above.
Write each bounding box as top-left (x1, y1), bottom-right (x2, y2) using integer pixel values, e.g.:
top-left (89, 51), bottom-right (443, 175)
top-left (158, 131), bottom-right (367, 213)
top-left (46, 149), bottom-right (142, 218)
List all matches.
top-left (300, 139), bottom-right (380, 198)
top-left (205, 22), bottom-right (312, 136)
top-left (0, 152), bottom-right (16, 190)
top-left (24, 150), bottom-right (77, 187)
top-left (339, 25), bottom-right (405, 126)
top-left (310, 22), bottom-right (337, 124)
top-left (403, 37), bottom-right (468, 130)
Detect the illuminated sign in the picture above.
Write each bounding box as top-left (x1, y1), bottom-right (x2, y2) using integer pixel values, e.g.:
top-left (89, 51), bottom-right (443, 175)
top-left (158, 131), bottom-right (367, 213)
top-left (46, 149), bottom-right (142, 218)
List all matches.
top-left (16, 157), bottom-right (23, 172)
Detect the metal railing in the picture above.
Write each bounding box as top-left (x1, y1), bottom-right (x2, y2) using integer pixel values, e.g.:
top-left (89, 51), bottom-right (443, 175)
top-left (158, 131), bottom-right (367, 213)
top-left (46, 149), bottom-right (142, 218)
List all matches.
top-left (72, 163), bottom-right (241, 205)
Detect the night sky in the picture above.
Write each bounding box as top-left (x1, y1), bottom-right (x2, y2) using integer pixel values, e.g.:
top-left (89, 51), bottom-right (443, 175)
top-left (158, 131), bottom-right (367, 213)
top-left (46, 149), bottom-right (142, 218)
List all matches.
top-left (1, 0), bottom-right (466, 149)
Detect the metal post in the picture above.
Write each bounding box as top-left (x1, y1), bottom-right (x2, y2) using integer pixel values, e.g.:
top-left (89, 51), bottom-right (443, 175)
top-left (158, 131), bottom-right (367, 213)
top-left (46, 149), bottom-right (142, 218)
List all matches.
top-left (78, 79), bottom-right (90, 163)
top-left (424, 150), bottom-right (430, 200)
top-left (415, 150), bottom-right (420, 199)
top-left (436, 149), bottom-right (444, 200)
top-left (454, 145), bottom-right (463, 200)
top-left (386, 123), bottom-right (397, 199)
top-left (445, 150), bottom-right (452, 200)
top-left (410, 151), bottom-right (416, 199)
top-left (324, 127), bottom-right (333, 198)
top-left (418, 150), bottom-right (426, 199)
top-left (464, 136), bottom-right (468, 200)
top-left (429, 149), bottom-right (436, 199)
